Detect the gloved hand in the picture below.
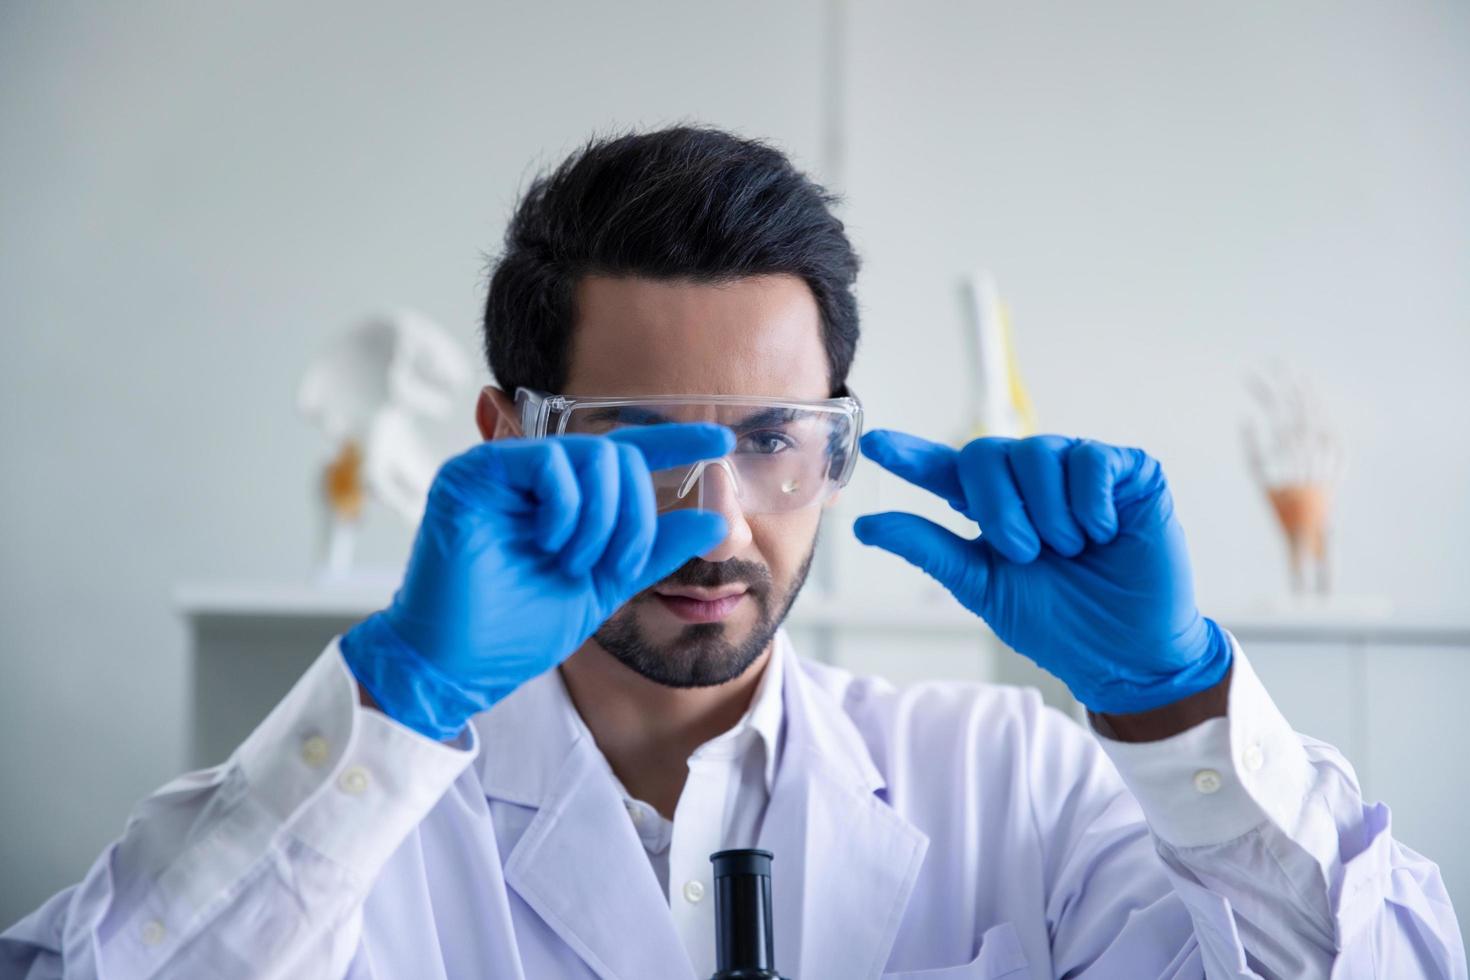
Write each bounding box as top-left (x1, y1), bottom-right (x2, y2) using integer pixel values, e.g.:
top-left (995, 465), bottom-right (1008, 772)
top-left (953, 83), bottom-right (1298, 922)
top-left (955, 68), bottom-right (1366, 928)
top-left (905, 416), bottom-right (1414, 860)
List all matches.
top-left (853, 432), bottom-right (1231, 715)
top-left (341, 424), bottom-right (734, 740)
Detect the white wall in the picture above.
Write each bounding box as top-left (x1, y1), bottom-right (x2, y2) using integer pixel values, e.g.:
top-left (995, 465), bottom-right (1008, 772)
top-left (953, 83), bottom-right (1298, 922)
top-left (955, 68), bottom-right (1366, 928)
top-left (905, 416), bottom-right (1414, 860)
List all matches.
top-left (3, 0), bottom-right (1468, 930)
top-left (828, 0), bottom-right (1470, 615)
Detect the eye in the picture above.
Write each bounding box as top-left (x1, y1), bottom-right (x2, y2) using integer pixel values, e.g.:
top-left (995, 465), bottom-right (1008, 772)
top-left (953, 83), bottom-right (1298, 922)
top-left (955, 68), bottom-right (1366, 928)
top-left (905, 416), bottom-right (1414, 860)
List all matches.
top-left (737, 430), bottom-right (796, 455)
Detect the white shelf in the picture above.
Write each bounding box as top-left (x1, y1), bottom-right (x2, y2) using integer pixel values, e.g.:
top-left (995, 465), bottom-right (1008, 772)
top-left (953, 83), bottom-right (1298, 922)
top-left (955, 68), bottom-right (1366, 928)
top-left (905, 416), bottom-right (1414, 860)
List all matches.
top-left (174, 580), bottom-right (1470, 644)
top-left (176, 580), bottom-right (396, 618)
top-left (788, 595), bottom-right (987, 632)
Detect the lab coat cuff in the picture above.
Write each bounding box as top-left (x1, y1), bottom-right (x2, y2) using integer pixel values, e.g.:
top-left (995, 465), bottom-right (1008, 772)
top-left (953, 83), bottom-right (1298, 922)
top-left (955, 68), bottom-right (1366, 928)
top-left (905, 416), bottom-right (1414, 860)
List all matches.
top-left (236, 638), bottom-right (478, 874)
top-left (1091, 636), bottom-right (1313, 848)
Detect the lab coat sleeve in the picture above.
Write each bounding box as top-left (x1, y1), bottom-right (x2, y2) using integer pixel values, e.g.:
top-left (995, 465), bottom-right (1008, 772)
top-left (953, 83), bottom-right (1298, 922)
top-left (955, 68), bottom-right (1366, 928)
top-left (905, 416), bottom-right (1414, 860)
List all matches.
top-left (0, 638), bottom-right (478, 980)
top-left (1091, 637), bottom-right (1467, 979)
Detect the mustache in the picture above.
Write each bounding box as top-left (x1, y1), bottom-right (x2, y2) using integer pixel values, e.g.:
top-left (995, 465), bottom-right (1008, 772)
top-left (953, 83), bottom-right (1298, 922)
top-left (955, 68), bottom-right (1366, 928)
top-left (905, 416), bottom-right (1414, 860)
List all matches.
top-left (651, 557), bottom-right (772, 594)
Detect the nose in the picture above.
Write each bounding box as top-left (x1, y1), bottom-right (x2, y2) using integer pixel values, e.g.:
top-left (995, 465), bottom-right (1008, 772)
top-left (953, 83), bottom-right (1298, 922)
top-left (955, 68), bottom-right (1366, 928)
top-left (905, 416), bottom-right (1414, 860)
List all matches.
top-left (686, 458), bottom-right (753, 561)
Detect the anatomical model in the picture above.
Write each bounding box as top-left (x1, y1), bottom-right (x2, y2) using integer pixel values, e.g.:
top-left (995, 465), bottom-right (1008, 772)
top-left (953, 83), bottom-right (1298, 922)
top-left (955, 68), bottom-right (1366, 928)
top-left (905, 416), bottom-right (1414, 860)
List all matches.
top-left (1242, 365), bottom-right (1346, 595)
top-left (298, 310), bottom-right (472, 578)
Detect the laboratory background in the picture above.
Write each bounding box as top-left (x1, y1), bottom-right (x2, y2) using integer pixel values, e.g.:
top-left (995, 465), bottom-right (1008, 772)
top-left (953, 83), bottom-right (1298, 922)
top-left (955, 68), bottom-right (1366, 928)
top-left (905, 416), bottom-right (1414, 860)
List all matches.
top-left (2, 0), bottom-right (1467, 934)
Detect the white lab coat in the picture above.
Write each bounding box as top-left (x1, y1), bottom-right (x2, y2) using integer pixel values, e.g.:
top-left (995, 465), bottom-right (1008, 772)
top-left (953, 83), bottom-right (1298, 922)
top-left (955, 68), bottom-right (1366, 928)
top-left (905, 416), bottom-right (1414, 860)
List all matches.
top-left (2, 630), bottom-right (1464, 979)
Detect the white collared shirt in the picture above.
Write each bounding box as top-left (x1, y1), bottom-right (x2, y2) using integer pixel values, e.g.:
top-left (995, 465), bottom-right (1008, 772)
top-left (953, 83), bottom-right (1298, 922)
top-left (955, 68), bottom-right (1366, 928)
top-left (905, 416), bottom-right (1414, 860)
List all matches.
top-left (562, 641), bottom-right (785, 979)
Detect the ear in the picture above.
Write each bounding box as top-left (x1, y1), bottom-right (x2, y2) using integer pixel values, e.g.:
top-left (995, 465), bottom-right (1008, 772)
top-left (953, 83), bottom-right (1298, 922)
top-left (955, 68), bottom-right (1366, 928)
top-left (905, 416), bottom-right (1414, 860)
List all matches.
top-left (476, 386), bottom-right (522, 441)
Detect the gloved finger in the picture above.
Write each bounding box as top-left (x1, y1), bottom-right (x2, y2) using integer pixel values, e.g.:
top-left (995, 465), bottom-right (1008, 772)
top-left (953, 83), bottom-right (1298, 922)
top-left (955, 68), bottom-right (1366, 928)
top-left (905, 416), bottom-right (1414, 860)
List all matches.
top-left (608, 423), bottom-right (735, 474)
top-left (853, 511), bottom-right (992, 607)
top-left (957, 438), bottom-right (1041, 563)
top-left (435, 441), bottom-right (582, 553)
top-left (495, 440), bottom-right (583, 553)
top-left (1009, 435), bottom-right (1086, 557)
top-left (1066, 439), bottom-right (1147, 544)
top-left (557, 437), bottom-right (622, 578)
top-left (597, 441), bottom-right (658, 583)
top-left (631, 510), bottom-right (731, 595)
top-left (859, 430), bottom-right (968, 512)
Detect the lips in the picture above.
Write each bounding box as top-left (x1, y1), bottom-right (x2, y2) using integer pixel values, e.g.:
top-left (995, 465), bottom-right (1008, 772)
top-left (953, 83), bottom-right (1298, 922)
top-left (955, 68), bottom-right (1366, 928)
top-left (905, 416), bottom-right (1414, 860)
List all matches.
top-left (655, 586), bottom-right (747, 602)
top-left (653, 590), bottom-right (747, 623)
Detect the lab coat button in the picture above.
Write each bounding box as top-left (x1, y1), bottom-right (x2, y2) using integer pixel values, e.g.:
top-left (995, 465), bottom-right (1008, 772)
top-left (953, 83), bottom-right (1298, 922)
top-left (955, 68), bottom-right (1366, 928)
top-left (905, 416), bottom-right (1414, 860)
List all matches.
top-left (140, 920), bottom-right (166, 946)
top-left (683, 879), bottom-right (705, 904)
top-left (1242, 744), bottom-right (1265, 772)
top-left (1193, 769), bottom-right (1223, 794)
top-left (300, 735), bottom-right (330, 768)
top-left (338, 765), bottom-right (370, 796)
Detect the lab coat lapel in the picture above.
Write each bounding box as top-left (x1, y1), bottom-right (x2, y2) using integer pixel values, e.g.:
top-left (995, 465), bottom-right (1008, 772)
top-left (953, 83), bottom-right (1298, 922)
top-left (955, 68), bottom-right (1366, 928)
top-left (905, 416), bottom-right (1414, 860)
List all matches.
top-left (476, 674), bottom-right (691, 980)
top-left (504, 740), bottom-right (692, 979)
top-left (759, 640), bottom-right (931, 980)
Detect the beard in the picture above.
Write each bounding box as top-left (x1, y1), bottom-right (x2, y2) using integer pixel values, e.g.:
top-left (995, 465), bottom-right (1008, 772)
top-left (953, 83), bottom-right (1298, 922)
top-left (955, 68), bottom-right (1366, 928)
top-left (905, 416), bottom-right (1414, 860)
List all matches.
top-left (593, 534), bottom-right (818, 688)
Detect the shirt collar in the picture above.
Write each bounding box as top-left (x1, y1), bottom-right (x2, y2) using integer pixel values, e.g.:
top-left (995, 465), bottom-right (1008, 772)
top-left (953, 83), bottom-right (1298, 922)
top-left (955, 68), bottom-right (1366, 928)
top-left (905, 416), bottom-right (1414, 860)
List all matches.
top-left (556, 630), bottom-right (788, 797)
top-left (474, 629), bottom-right (804, 808)
top-left (746, 629), bottom-right (787, 791)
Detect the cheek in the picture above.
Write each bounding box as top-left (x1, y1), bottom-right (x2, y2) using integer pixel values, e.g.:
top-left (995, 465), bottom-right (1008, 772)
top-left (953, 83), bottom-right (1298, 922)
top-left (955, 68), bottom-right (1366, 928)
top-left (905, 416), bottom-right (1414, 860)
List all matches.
top-left (749, 509), bottom-right (824, 586)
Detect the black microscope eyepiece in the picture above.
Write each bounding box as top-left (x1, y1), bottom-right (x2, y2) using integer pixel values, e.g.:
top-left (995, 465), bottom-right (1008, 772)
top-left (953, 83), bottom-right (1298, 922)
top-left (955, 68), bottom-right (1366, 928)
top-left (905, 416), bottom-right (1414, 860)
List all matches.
top-left (708, 848), bottom-right (788, 980)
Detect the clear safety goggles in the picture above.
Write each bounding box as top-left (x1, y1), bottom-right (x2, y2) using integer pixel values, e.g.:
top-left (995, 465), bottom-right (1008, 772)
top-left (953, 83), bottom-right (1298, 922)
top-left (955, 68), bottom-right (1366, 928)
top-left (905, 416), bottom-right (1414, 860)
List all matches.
top-left (513, 387), bottom-right (863, 515)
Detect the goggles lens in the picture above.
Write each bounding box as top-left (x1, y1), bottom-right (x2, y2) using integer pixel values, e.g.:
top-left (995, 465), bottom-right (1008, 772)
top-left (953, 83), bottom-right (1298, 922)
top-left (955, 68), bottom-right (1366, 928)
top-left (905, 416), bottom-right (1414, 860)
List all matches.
top-left (517, 391), bottom-right (861, 515)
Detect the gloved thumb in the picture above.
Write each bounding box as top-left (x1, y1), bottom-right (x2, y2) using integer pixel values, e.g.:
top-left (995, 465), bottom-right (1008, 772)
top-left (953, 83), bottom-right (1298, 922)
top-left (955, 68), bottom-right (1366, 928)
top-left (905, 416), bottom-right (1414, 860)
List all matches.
top-left (853, 511), bottom-right (991, 608)
top-left (631, 510), bottom-right (730, 594)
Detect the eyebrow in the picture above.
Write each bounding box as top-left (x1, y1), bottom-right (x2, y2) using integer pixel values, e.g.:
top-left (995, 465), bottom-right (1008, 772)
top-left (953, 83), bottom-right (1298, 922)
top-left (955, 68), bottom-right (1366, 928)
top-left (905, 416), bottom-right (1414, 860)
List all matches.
top-left (582, 405), bottom-right (802, 429)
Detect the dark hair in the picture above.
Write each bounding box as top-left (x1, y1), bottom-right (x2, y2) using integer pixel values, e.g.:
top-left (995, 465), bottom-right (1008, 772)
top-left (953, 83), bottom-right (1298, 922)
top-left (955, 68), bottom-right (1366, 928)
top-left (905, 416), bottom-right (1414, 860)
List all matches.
top-left (482, 126), bottom-right (860, 397)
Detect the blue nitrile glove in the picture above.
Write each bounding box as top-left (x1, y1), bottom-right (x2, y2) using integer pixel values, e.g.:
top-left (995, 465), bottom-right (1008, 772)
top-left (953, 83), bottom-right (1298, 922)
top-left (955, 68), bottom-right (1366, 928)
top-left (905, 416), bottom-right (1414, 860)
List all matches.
top-left (853, 432), bottom-right (1231, 715)
top-left (341, 424), bottom-right (734, 740)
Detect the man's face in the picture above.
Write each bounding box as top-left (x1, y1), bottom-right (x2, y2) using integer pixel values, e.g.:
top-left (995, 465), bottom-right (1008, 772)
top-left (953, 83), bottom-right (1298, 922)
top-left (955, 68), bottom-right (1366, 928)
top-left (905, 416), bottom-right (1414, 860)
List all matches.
top-left (563, 273), bottom-right (831, 689)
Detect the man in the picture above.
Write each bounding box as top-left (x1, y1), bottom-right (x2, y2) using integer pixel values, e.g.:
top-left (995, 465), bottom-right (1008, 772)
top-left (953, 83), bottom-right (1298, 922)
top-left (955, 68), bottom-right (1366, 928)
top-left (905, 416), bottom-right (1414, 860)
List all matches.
top-left (2, 126), bottom-right (1463, 979)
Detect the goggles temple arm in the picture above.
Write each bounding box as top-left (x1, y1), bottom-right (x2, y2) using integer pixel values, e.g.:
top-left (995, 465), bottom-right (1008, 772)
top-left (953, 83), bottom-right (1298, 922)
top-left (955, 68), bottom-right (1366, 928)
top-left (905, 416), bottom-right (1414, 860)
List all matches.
top-left (514, 388), bottom-right (551, 438)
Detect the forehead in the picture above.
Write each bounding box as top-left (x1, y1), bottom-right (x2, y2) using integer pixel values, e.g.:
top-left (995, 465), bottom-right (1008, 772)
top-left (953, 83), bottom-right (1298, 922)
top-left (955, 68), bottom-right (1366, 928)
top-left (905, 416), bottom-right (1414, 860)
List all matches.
top-left (565, 274), bottom-right (829, 399)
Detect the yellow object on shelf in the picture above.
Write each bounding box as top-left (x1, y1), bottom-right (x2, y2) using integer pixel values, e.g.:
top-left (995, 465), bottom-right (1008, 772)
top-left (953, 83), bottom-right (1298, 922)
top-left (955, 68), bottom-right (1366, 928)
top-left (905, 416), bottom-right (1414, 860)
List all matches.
top-left (324, 439), bottom-right (365, 521)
